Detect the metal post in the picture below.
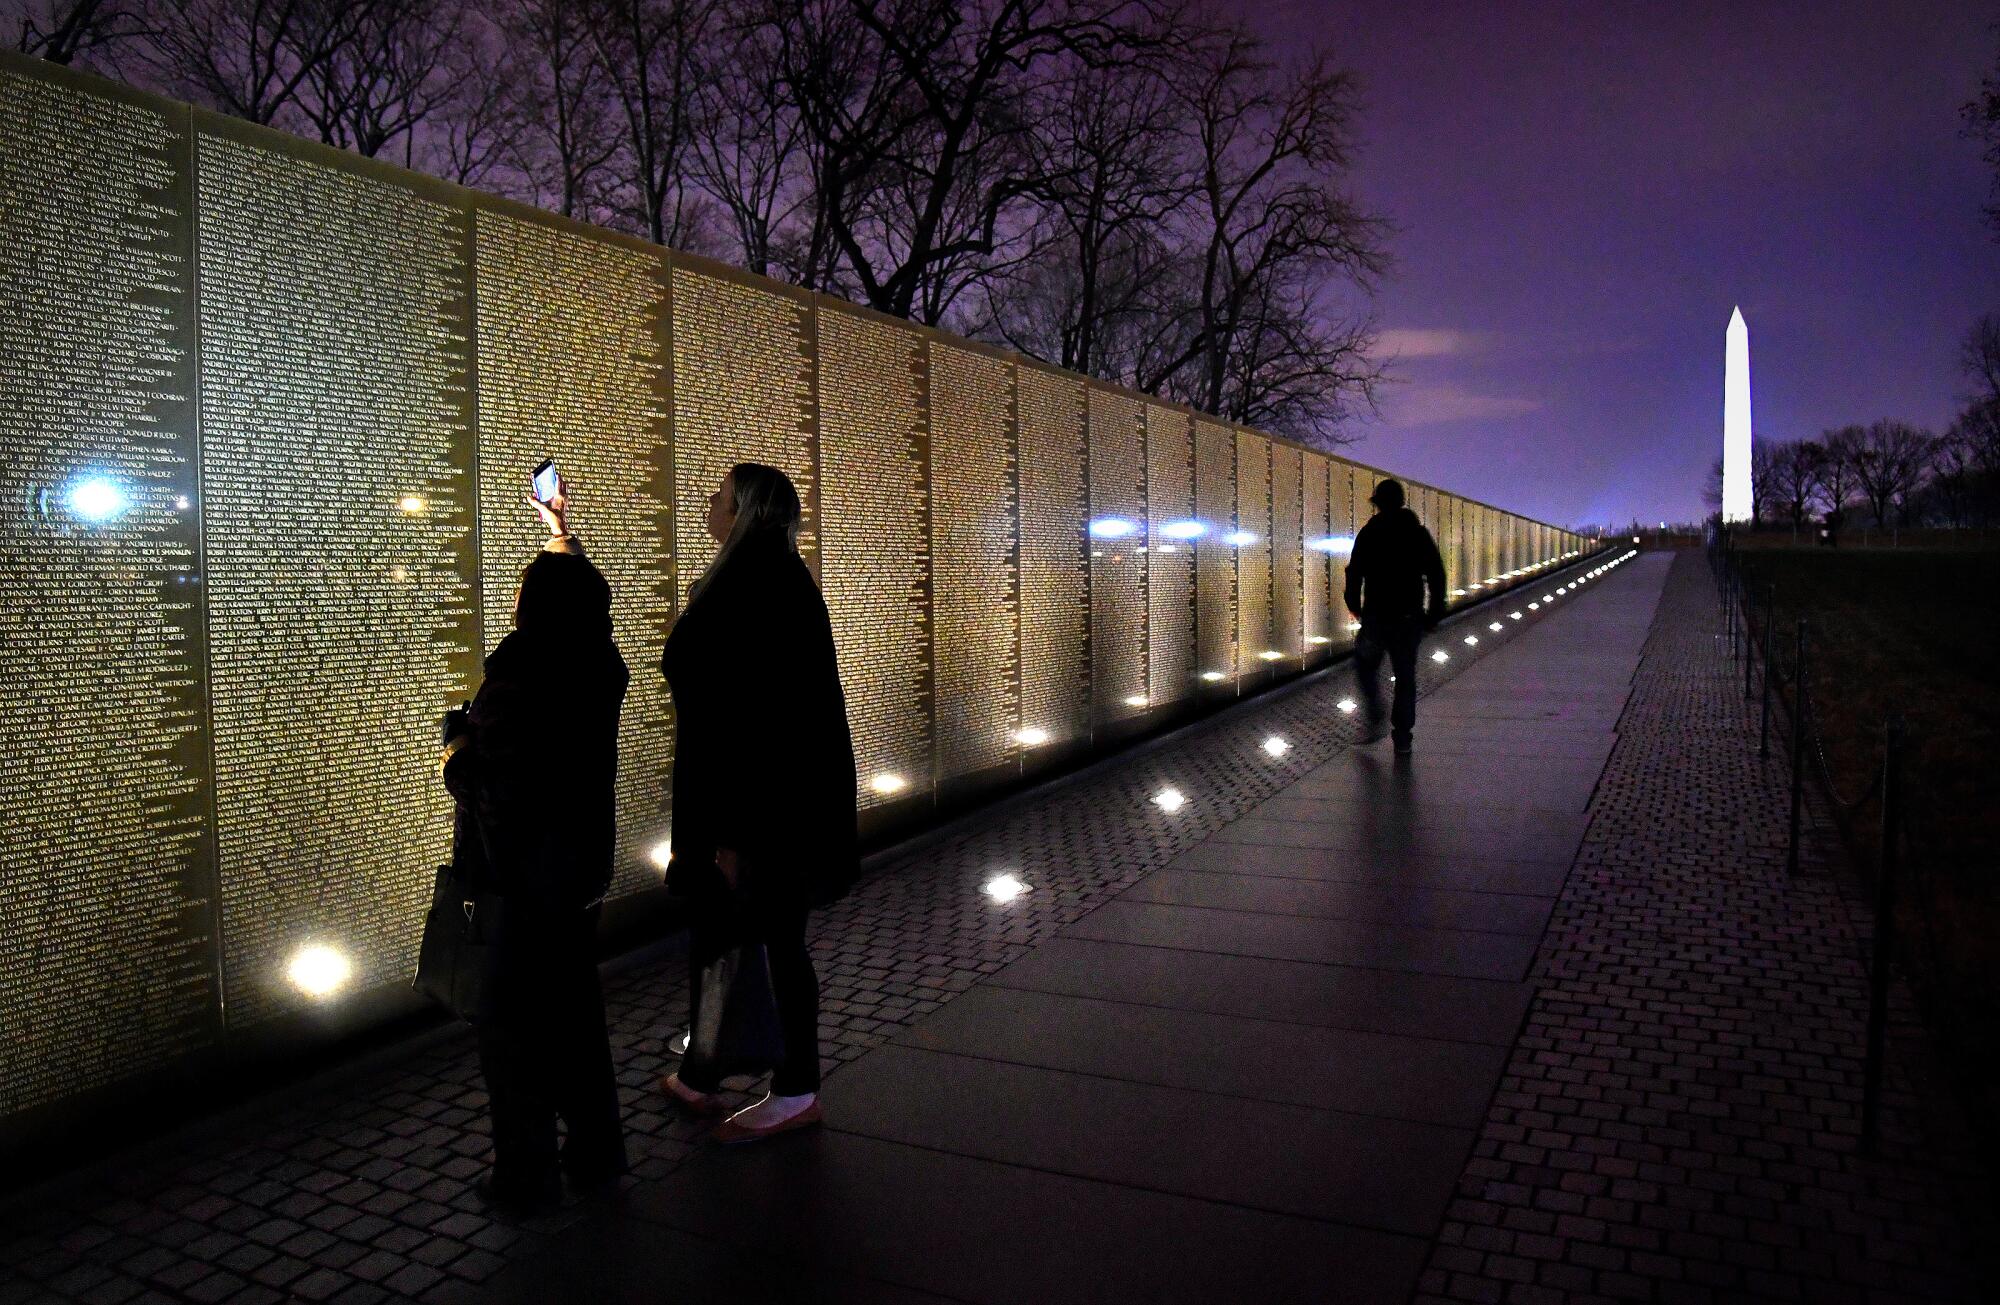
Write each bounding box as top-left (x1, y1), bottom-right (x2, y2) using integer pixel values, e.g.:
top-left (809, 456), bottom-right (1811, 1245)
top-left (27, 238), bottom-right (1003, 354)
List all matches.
top-left (1786, 619), bottom-right (1808, 876)
top-left (1758, 585), bottom-right (1774, 757)
top-left (1860, 715), bottom-right (1904, 1154)
top-left (1743, 577), bottom-right (1755, 697)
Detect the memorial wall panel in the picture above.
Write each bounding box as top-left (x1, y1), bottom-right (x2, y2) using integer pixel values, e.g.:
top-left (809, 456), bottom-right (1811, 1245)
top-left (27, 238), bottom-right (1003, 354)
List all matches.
top-left (195, 126), bottom-right (477, 1027)
top-left (1144, 406), bottom-right (1193, 708)
top-left (473, 211), bottom-right (674, 896)
top-left (1235, 433), bottom-right (1272, 676)
top-left (1088, 389), bottom-right (1147, 719)
top-left (1302, 452), bottom-right (1329, 654)
top-left (1015, 367), bottom-right (1089, 753)
top-left (0, 66), bottom-right (214, 1118)
top-left (1271, 443), bottom-right (1303, 665)
top-left (1193, 420), bottom-right (1237, 691)
top-left (929, 343), bottom-right (1019, 783)
top-left (816, 306), bottom-right (931, 806)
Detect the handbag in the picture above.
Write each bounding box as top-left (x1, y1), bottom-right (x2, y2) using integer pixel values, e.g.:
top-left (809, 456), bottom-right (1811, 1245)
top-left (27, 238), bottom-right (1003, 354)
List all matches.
top-left (680, 941), bottom-right (786, 1081)
top-left (413, 865), bottom-right (505, 1023)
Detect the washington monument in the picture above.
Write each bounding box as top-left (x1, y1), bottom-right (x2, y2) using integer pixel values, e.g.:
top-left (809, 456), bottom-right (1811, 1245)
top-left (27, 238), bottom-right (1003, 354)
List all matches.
top-left (1722, 307), bottom-right (1752, 523)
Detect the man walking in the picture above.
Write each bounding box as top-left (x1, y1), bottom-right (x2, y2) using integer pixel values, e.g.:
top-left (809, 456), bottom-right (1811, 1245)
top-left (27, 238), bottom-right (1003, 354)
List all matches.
top-left (1343, 479), bottom-right (1447, 754)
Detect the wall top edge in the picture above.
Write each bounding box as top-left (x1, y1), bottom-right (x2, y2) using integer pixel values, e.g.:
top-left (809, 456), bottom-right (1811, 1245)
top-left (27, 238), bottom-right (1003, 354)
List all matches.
top-left (0, 47), bottom-right (1586, 538)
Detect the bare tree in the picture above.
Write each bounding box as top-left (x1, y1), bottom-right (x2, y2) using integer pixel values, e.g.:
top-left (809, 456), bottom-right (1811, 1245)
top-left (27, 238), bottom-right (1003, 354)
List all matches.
top-left (1749, 439), bottom-right (1780, 525)
top-left (9, 0), bottom-right (146, 65)
top-left (503, 0), bottom-right (623, 221)
top-left (973, 47), bottom-right (1185, 374)
top-left (136, 0), bottom-right (389, 127)
top-left (298, 0), bottom-right (464, 163)
top-left (1852, 419), bottom-right (1931, 535)
top-left (1963, 32), bottom-right (2000, 240)
top-left (1816, 424), bottom-right (1865, 519)
top-left (588, 0), bottom-right (715, 247)
top-left (421, 13), bottom-right (530, 190)
top-left (1132, 28), bottom-right (1388, 444)
top-left (1960, 313), bottom-right (2000, 405)
top-left (770, 0), bottom-right (1161, 323)
top-left (1767, 439), bottom-right (1823, 535)
top-left (686, 2), bottom-right (810, 276)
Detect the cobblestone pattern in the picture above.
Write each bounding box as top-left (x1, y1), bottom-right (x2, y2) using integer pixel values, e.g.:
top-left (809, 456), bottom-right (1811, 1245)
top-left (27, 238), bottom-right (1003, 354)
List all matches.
top-left (1415, 551), bottom-right (1991, 1305)
top-left (0, 559), bottom-right (1594, 1305)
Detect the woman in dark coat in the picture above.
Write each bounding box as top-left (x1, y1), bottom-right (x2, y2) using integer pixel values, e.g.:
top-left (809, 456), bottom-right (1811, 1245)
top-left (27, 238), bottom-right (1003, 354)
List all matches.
top-left (440, 482), bottom-right (629, 1207)
top-left (658, 461), bottom-right (858, 1143)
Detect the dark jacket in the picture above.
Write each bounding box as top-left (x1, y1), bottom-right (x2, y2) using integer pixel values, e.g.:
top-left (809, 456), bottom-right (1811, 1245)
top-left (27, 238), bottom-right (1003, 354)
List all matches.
top-left (444, 547), bottom-right (629, 912)
top-left (1344, 506), bottom-right (1448, 625)
top-left (661, 528), bottom-right (859, 914)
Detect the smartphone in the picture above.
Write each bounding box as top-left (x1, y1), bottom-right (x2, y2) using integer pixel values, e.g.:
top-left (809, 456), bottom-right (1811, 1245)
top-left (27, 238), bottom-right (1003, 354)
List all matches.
top-left (530, 459), bottom-right (560, 504)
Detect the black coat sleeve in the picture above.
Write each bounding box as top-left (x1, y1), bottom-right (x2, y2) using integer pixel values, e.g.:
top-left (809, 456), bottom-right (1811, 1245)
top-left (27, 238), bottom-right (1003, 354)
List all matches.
top-left (1343, 523), bottom-right (1370, 617)
top-left (1422, 528), bottom-right (1448, 620)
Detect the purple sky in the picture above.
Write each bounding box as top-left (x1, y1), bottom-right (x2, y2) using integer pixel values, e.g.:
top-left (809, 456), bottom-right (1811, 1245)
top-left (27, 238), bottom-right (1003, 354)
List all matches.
top-left (1249, 0), bottom-right (2000, 528)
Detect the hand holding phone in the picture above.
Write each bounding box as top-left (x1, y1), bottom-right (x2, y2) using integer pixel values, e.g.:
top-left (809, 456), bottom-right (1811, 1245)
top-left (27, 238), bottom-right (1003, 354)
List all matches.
top-left (531, 459), bottom-right (561, 505)
top-left (528, 460), bottom-right (568, 537)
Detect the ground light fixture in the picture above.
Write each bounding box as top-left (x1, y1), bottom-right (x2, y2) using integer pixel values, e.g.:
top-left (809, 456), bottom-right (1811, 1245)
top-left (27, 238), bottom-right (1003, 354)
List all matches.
top-left (1528, 602), bottom-right (1540, 611)
top-left (1431, 649), bottom-right (1449, 663)
top-left (1153, 786), bottom-right (1187, 812)
top-left (1337, 698), bottom-right (1357, 713)
top-left (1464, 635), bottom-right (1478, 646)
top-left (1200, 670), bottom-right (1227, 682)
top-left (1307, 635), bottom-right (1331, 645)
top-left (1258, 649), bottom-right (1283, 661)
top-left (1012, 727), bottom-right (1051, 747)
top-left (1510, 611), bottom-right (1523, 620)
top-left (287, 944), bottom-right (352, 999)
top-left (1261, 735), bottom-right (1290, 757)
top-left (1489, 621), bottom-right (1504, 632)
top-left (871, 773), bottom-right (908, 795)
top-left (1123, 694), bottom-right (1149, 708)
top-left (983, 873), bottom-right (1029, 903)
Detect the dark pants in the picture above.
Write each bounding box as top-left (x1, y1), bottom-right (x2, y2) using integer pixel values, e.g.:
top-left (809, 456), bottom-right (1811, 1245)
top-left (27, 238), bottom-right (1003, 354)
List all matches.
top-left (1354, 614), bottom-right (1423, 742)
top-left (476, 906), bottom-right (624, 1197)
top-left (681, 897), bottom-right (822, 1097)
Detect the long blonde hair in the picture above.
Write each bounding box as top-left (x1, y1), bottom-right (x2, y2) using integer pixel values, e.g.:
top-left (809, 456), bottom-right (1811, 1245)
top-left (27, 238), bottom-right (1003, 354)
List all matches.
top-left (686, 461), bottom-right (802, 607)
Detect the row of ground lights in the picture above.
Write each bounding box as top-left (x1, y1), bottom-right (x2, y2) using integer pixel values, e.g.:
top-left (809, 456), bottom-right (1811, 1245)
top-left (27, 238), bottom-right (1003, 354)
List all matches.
top-left (287, 550), bottom-right (1628, 996)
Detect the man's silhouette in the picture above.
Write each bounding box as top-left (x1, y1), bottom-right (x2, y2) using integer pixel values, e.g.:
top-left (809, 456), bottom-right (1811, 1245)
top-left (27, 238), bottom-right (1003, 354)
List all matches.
top-left (1344, 479), bottom-right (1447, 754)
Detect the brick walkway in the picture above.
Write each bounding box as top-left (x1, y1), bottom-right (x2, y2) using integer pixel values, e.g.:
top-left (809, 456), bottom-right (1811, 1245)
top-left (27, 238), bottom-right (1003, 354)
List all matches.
top-left (1415, 550), bottom-right (1989, 1305)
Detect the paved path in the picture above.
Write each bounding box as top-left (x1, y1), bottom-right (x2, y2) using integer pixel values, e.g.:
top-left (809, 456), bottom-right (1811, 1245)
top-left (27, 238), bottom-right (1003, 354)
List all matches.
top-left (4, 548), bottom-right (1986, 1305)
top-left (472, 551), bottom-right (1664, 1304)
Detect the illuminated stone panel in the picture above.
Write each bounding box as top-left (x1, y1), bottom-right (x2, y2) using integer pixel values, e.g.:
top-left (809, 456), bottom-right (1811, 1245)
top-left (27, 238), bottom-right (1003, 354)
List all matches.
top-left (1015, 368), bottom-right (1088, 752)
top-left (1271, 443), bottom-right (1303, 665)
top-left (1235, 433), bottom-right (1272, 676)
top-left (929, 344), bottom-right (1019, 781)
top-left (1145, 405), bottom-right (1193, 707)
top-left (1088, 389), bottom-right (1147, 720)
top-left (473, 211), bottom-right (673, 897)
top-left (1193, 421), bottom-right (1238, 689)
top-left (196, 126), bottom-right (478, 1028)
top-left (0, 66), bottom-right (214, 1117)
top-left (816, 306), bottom-right (931, 807)
top-left (1302, 452), bottom-right (1329, 653)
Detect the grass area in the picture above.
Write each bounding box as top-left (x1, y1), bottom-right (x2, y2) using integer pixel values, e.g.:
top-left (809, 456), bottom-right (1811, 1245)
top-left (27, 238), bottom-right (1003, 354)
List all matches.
top-left (1733, 537), bottom-right (1999, 1154)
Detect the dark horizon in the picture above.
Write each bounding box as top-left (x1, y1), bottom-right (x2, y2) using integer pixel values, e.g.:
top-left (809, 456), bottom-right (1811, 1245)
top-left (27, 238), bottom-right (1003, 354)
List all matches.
top-left (1260, 0), bottom-right (2000, 528)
